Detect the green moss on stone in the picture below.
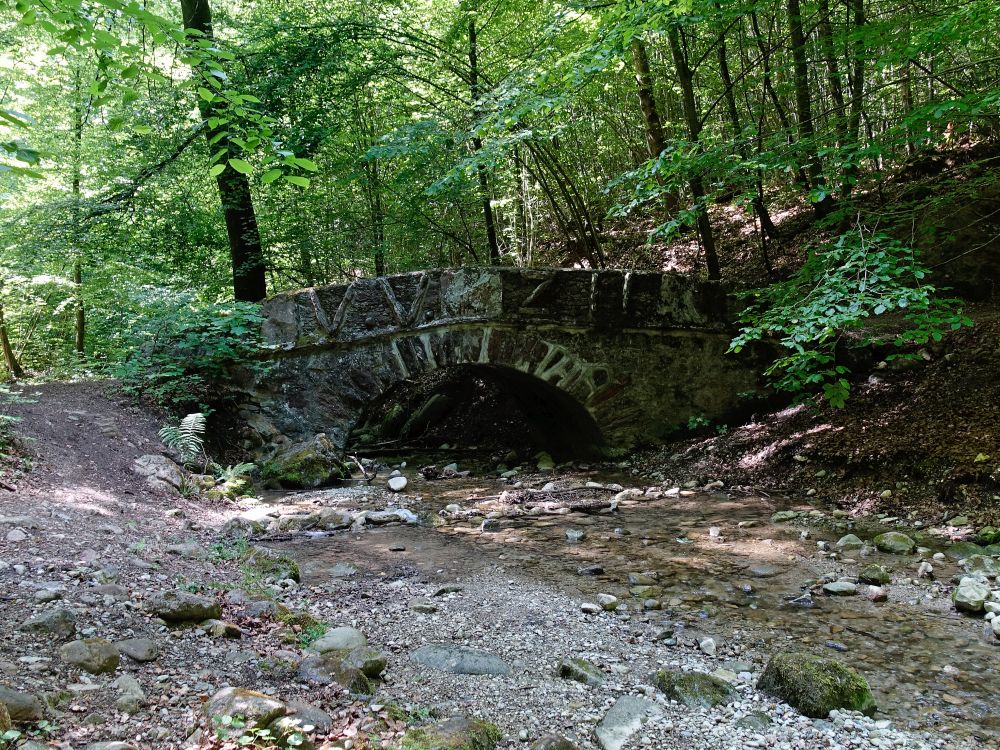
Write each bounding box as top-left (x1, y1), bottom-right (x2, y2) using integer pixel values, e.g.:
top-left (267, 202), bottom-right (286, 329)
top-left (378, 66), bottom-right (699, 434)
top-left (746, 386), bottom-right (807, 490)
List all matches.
top-left (757, 652), bottom-right (876, 718)
top-left (653, 670), bottom-right (738, 709)
top-left (401, 718), bottom-right (502, 750)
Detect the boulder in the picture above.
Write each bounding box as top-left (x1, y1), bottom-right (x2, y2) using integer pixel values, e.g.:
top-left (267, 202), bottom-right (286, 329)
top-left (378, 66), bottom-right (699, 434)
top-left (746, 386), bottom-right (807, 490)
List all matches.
top-left (558, 657), bottom-right (604, 687)
top-left (115, 637), bottom-right (159, 662)
top-left (59, 639), bottom-right (120, 674)
top-left (113, 675), bottom-right (146, 714)
top-left (202, 687), bottom-right (287, 729)
top-left (245, 549), bottom-right (301, 582)
top-left (410, 644), bottom-right (509, 675)
top-left (311, 627), bottom-right (367, 653)
top-left (822, 581), bottom-right (858, 596)
top-left (946, 541), bottom-right (985, 561)
top-left (19, 607), bottom-right (76, 640)
top-left (858, 564), bottom-right (892, 585)
top-left (146, 590), bottom-right (221, 623)
top-left (961, 554), bottom-right (1000, 578)
top-left (594, 696), bottom-right (663, 750)
top-left (952, 576), bottom-right (990, 613)
top-left (296, 654), bottom-right (374, 695)
top-left (835, 534), bottom-right (864, 550)
top-left (388, 477), bottom-right (408, 492)
top-left (652, 670), bottom-right (738, 709)
top-left (873, 532), bottom-right (915, 555)
top-left (132, 454), bottom-right (185, 491)
top-left (342, 647), bottom-right (388, 678)
top-left (400, 716), bottom-right (501, 750)
top-left (757, 652), bottom-right (876, 718)
top-left (261, 434), bottom-right (346, 489)
top-left (0, 686), bottom-right (46, 721)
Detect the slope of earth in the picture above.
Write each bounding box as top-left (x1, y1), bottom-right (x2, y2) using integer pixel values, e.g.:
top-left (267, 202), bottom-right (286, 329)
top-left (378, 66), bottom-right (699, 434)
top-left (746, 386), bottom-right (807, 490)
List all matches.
top-left (633, 312), bottom-right (1000, 525)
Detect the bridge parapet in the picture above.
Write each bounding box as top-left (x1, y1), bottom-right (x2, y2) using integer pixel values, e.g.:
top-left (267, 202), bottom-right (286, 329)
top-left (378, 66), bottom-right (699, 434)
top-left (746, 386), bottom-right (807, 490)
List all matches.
top-left (262, 268), bottom-right (732, 351)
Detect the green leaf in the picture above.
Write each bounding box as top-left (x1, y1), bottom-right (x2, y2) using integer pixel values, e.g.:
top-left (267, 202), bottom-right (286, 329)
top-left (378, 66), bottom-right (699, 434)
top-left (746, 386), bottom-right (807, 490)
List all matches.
top-left (209, 164), bottom-right (226, 177)
top-left (228, 159), bottom-right (253, 175)
top-left (283, 175), bottom-right (310, 188)
top-left (198, 87), bottom-right (216, 103)
top-left (260, 168), bottom-right (282, 184)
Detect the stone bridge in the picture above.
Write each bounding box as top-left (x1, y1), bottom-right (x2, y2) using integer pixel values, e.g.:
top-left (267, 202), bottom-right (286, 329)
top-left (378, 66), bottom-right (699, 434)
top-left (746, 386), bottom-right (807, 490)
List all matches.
top-left (246, 267), bottom-right (766, 458)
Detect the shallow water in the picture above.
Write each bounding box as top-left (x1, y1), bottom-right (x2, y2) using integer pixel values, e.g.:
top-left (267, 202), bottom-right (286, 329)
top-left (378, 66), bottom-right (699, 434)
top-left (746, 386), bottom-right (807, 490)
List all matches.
top-left (264, 467), bottom-right (1000, 742)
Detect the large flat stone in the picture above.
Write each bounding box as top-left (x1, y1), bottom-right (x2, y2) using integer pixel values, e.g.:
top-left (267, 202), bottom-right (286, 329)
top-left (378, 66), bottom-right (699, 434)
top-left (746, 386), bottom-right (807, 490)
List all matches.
top-left (410, 644), bottom-right (509, 676)
top-left (594, 695), bottom-right (664, 750)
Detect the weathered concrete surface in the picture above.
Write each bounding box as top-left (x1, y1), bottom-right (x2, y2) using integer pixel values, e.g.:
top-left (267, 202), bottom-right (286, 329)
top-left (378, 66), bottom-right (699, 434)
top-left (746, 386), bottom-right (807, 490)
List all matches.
top-left (245, 267), bottom-right (766, 454)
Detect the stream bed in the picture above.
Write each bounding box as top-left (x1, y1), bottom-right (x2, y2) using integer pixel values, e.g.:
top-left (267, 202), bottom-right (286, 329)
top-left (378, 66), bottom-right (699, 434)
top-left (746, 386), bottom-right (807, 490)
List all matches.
top-left (250, 464), bottom-right (999, 746)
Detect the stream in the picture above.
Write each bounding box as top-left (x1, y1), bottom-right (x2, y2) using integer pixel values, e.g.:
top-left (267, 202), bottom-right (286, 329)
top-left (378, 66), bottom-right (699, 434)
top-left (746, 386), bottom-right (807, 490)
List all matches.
top-left (251, 462), bottom-right (999, 744)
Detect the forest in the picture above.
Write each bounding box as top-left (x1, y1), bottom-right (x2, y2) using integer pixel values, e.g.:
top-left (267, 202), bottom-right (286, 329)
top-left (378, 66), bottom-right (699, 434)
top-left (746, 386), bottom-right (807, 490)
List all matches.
top-left (1, 1), bottom-right (1000, 749)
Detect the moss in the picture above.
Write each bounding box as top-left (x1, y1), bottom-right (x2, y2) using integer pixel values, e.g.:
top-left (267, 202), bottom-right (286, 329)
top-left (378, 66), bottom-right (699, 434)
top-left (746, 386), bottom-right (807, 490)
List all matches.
top-left (757, 652), bottom-right (876, 718)
top-left (246, 549), bottom-right (301, 582)
top-left (653, 670), bottom-right (738, 709)
top-left (0, 702), bottom-right (10, 732)
top-left (400, 718), bottom-right (501, 750)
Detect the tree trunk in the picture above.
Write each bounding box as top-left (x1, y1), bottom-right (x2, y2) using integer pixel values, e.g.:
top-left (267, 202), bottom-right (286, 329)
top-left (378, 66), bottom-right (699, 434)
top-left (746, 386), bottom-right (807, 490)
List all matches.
top-left (180, 0), bottom-right (268, 302)
top-left (631, 37), bottom-right (679, 214)
top-left (901, 58), bottom-right (916, 156)
top-left (787, 0), bottom-right (832, 218)
top-left (0, 298), bottom-right (24, 380)
top-left (817, 0), bottom-right (846, 142)
top-left (71, 70), bottom-right (86, 359)
top-left (667, 25), bottom-right (720, 280)
top-left (468, 17), bottom-right (501, 264)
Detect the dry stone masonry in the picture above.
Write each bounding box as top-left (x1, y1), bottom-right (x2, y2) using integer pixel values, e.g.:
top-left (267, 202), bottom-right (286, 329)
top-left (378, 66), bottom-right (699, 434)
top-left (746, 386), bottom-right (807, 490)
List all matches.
top-left (246, 267), bottom-right (766, 455)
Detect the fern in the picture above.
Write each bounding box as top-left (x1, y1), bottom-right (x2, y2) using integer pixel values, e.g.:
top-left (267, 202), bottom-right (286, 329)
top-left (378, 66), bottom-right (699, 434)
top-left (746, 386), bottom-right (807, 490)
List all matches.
top-left (212, 462), bottom-right (256, 482)
top-left (159, 413), bottom-right (206, 466)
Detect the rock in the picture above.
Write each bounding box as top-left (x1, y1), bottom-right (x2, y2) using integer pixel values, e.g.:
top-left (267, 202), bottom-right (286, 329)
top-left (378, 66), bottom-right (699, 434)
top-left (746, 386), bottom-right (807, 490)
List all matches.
top-left (6, 528), bottom-right (27, 542)
top-left (203, 687), bottom-right (287, 729)
top-left (735, 711), bottom-right (772, 732)
top-left (948, 515), bottom-right (970, 526)
top-left (858, 564), bottom-right (892, 585)
top-left (581, 603), bottom-right (601, 614)
top-left (409, 597), bottom-right (439, 614)
top-left (311, 627), bottom-right (367, 653)
top-left (116, 638), bottom-right (159, 662)
top-left (146, 590), bottom-right (221, 623)
top-left (245, 548), bottom-right (301, 582)
top-left (558, 657), bottom-right (604, 687)
top-left (410, 644), bottom-right (509, 676)
top-left (0, 702), bottom-right (7, 733)
top-left (961, 554), bottom-right (1000, 578)
top-left (577, 565), bottom-right (604, 576)
top-left (132, 454), bottom-right (185, 491)
top-left (59, 638), bottom-right (120, 674)
top-left (945, 541), bottom-right (984, 561)
top-left (262, 434), bottom-right (346, 489)
top-left (822, 581), bottom-right (858, 596)
top-left (594, 695), bottom-right (663, 750)
top-left (85, 743), bottom-right (138, 750)
top-left (343, 647), bottom-right (388, 678)
top-left (627, 572), bottom-right (657, 585)
top-left (749, 564), bottom-right (779, 578)
top-left (873, 532), bottom-right (915, 555)
top-left (757, 652), bottom-right (876, 718)
top-left (400, 716), bottom-right (501, 750)
top-left (596, 594), bottom-right (618, 611)
top-left (565, 529), bottom-right (585, 543)
top-left (283, 699), bottom-right (333, 733)
top-left (771, 511), bottom-right (799, 523)
top-left (165, 542), bottom-right (208, 560)
top-left (536, 453), bottom-right (555, 472)
top-left (917, 561), bottom-right (934, 579)
top-left (0, 685), bottom-right (46, 721)
top-left (113, 675), bottom-right (146, 714)
top-left (836, 534), bottom-right (864, 550)
top-left (865, 586), bottom-right (888, 602)
top-left (296, 653), bottom-right (374, 694)
top-left (531, 736), bottom-right (580, 750)
top-left (699, 637), bottom-right (717, 656)
top-left (200, 619), bottom-right (242, 638)
top-left (953, 576), bottom-right (991, 613)
top-left (975, 526), bottom-right (1000, 545)
top-left (388, 476), bottom-right (408, 492)
top-left (19, 607), bottom-right (76, 640)
top-left (653, 670), bottom-right (739, 708)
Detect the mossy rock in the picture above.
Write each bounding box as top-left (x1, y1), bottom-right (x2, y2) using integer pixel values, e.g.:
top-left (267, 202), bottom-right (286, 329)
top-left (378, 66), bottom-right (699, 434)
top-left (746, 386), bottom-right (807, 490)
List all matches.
top-left (757, 652), bottom-right (875, 718)
top-left (246, 548), bottom-right (301, 582)
top-left (653, 670), bottom-right (739, 709)
top-left (944, 541), bottom-right (983, 561)
top-left (0, 702), bottom-right (10, 732)
top-left (872, 532), bottom-right (915, 555)
top-left (975, 526), bottom-right (1000, 545)
top-left (858, 564), bottom-right (892, 585)
top-left (296, 653), bottom-right (374, 695)
top-left (261, 434), bottom-right (346, 489)
top-left (400, 717), bottom-right (501, 750)
top-left (557, 657), bottom-right (604, 687)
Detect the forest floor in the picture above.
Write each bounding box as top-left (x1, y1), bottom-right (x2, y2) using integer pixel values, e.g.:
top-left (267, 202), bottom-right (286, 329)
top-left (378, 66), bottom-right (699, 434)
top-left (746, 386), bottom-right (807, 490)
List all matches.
top-left (0, 381), bottom-right (997, 750)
